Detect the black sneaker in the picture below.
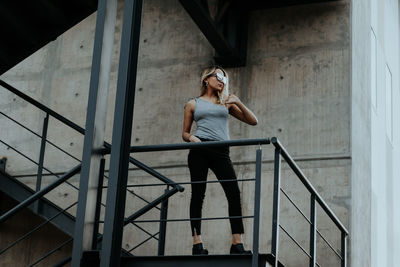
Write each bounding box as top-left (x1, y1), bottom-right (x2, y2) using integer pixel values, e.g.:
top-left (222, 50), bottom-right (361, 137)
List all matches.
top-left (230, 243), bottom-right (252, 255)
top-left (192, 243), bottom-right (209, 255)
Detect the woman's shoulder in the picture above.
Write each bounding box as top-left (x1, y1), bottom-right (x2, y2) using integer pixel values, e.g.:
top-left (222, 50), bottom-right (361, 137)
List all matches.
top-left (184, 97), bottom-right (197, 110)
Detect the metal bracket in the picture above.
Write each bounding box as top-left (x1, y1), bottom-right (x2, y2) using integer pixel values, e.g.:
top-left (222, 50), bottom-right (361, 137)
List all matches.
top-left (0, 157), bottom-right (7, 172)
top-left (179, 0), bottom-right (248, 67)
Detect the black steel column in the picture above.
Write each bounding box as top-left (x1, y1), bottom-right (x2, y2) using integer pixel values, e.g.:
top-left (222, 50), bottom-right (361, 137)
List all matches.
top-left (71, 0), bottom-right (117, 264)
top-left (309, 194), bottom-right (316, 267)
top-left (341, 232), bottom-right (347, 267)
top-left (34, 113), bottom-right (49, 212)
top-left (271, 148), bottom-right (281, 267)
top-left (158, 187), bottom-right (169, 256)
top-left (92, 158), bottom-right (105, 250)
top-left (100, 0), bottom-right (143, 266)
top-left (252, 147), bottom-right (262, 267)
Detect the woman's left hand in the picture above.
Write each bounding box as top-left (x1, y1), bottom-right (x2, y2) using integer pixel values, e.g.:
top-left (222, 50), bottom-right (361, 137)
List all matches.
top-left (225, 94), bottom-right (241, 105)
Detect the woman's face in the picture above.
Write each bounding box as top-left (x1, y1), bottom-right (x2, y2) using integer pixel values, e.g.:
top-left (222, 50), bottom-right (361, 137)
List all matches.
top-left (205, 69), bottom-right (225, 92)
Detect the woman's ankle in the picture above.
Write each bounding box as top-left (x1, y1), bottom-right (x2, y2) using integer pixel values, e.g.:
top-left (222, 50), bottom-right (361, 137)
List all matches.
top-left (232, 233), bottom-right (243, 245)
top-left (193, 234), bottom-right (202, 245)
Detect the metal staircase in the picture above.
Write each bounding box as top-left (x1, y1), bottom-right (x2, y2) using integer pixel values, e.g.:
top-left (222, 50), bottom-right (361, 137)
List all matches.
top-left (0, 79), bottom-right (348, 266)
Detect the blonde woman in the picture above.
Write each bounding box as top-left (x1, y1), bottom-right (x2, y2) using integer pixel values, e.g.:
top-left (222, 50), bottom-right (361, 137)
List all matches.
top-left (182, 66), bottom-right (258, 255)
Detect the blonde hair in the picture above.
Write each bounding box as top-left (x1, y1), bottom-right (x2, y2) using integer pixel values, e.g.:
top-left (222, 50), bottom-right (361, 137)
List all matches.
top-left (200, 66), bottom-right (229, 104)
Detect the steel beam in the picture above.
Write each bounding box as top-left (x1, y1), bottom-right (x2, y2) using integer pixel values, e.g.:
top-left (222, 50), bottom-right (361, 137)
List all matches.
top-left (100, 0), bottom-right (143, 266)
top-left (179, 0), bottom-right (248, 67)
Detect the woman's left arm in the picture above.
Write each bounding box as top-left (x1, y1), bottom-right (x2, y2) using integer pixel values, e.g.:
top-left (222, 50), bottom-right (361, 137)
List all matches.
top-left (226, 94), bottom-right (258, 126)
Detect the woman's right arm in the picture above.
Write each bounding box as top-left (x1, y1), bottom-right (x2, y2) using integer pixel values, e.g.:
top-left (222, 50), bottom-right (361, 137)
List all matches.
top-left (182, 99), bottom-right (201, 142)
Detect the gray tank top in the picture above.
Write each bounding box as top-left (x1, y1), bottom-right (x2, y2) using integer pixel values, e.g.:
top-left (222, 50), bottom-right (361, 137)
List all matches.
top-left (193, 97), bottom-right (230, 141)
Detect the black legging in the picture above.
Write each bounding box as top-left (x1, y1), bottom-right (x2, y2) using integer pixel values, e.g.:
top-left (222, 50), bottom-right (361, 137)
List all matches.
top-left (188, 139), bottom-right (244, 236)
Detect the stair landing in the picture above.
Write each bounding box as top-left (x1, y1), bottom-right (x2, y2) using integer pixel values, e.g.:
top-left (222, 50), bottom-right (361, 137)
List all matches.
top-left (121, 254), bottom-right (284, 267)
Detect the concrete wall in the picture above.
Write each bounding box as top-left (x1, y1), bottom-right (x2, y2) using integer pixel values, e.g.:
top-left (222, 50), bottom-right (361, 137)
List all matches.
top-left (0, 0), bottom-right (351, 266)
top-left (369, 0), bottom-right (400, 266)
top-left (0, 192), bottom-right (72, 267)
top-left (350, 0), bottom-right (372, 265)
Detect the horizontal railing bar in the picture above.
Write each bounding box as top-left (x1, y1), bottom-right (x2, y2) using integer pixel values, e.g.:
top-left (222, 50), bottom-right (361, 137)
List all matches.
top-left (0, 164), bottom-right (81, 223)
top-left (118, 215), bottom-right (254, 224)
top-left (0, 111), bottom-right (81, 163)
top-left (0, 139), bottom-right (50, 175)
top-left (120, 178), bottom-right (256, 188)
top-left (122, 154), bottom-right (184, 192)
top-left (131, 222), bottom-right (159, 241)
top-left (0, 139), bottom-right (80, 192)
top-left (279, 224), bottom-right (312, 259)
top-left (100, 138), bottom-right (270, 154)
top-left (29, 238), bottom-right (73, 267)
top-left (271, 137), bottom-right (348, 235)
top-left (0, 80), bottom-right (85, 135)
top-left (316, 229), bottom-right (343, 260)
top-left (124, 188), bottom-right (180, 226)
top-left (129, 138), bottom-right (270, 153)
top-left (127, 189), bottom-right (161, 211)
top-left (0, 202), bottom-right (77, 255)
top-left (280, 188), bottom-right (312, 225)
top-left (127, 231), bottom-right (160, 253)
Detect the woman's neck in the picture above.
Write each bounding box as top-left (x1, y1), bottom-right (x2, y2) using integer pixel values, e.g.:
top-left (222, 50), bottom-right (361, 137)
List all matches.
top-left (202, 89), bottom-right (218, 100)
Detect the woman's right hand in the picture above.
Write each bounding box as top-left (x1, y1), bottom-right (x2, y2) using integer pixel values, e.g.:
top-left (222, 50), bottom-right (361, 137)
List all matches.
top-left (189, 135), bottom-right (201, 143)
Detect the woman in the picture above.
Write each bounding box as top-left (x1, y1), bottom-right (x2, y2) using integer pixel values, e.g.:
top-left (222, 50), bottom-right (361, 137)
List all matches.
top-left (182, 66), bottom-right (258, 255)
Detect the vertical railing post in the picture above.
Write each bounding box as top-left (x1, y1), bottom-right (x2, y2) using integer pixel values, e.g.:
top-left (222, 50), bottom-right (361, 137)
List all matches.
top-left (158, 187), bottom-right (169, 256)
top-left (341, 232), bottom-right (347, 267)
top-left (309, 194), bottom-right (316, 267)
top-left (252, 146), bottom-right (262, 267)
top-left (271, 147), bottom-right (281, 267)
top-left (92, 158), bottom-right (105, 250)
top-left (35, 113), bottom-right (49, 213)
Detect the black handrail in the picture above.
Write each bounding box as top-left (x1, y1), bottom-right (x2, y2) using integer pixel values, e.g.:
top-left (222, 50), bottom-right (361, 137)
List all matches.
top-left (0, 79), bottom-right (184, 191)
top-left (0, 164), bottom-right (81, 223)
top-left (0, 80), bottom-right (85, 135)
top-left (124, 187), bottom-right (180, 226)
top-left (102, 138), bottom-right (270, 154)
top-left (271, 137), bottom-right (349, 235)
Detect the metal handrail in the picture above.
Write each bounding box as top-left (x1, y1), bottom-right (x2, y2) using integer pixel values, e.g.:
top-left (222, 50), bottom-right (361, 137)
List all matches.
top-left (132, 138), bottom-right (270, 153)
top-left (121, 215), bottom-right (254, 224)
top-left (0, 139), bottom-right (80, 192)
top-left (0, 111), bottom-right (81, 162)
top-left (0, 80), bottom-right (183, 191)
top-left (317, 228), bottom-right (343, 260)
top-left (0, 164), bottom-right (81, 223)
top-left (29, 238), bottom-right (73, 267)
top-left (280, 187), bottom-right (312, 225)
top-left (279, 224), bottom-right (312, 259)
top-left (271, 137), bottom-right (349, 235)
top-left (118, 178), bottom-right (255, 188)
top-left (0, 80), bottom-right (184, 256)
top-left (0, 80), bottom-right (85, 135)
